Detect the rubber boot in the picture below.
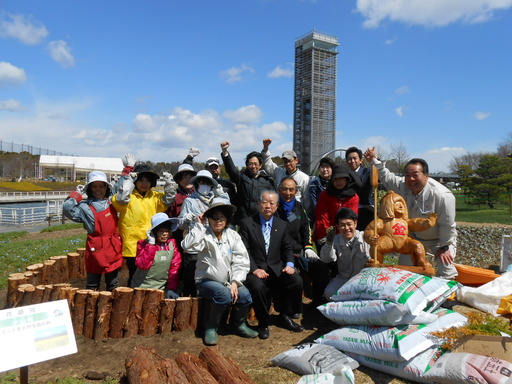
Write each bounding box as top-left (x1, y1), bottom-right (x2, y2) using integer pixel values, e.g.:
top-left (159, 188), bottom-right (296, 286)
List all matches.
top-left (230, 305), bottom-right (258, 338)
top-left (203, 302), bottom-right (227, 346)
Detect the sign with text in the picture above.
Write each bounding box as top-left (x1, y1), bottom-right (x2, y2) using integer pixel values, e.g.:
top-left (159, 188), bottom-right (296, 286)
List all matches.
top-left (0, 300), bottom-right (77, 373)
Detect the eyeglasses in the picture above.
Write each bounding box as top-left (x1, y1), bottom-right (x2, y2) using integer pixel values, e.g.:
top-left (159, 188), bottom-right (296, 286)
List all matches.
top-left (210, 215), bottom-right (227, 222)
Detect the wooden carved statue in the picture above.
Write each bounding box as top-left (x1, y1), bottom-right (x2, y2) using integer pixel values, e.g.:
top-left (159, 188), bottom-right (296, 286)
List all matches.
top-left (363, 190), bottom-right (437, 272)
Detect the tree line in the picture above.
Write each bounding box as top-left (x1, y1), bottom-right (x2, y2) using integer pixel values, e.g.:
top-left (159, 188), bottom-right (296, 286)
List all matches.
top-left (449, 132), bottom-right (512, 209)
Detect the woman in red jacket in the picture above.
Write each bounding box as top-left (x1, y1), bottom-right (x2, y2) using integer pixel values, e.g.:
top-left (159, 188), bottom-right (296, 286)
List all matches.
top-left (314, 164), bottom-right (362, 246)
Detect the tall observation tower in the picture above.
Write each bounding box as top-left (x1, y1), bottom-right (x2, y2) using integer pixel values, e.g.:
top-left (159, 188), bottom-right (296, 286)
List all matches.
top-left (293, 30), bottom-right (339, 174)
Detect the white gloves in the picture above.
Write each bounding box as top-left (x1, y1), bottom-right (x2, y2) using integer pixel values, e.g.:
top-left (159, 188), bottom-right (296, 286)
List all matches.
top-left (214, 183), bottom-right (224, 197)
top-left (188, 147), bottom-right (200, 158)
top-left (304, 249), bottom-right (320, 260)
top-left (162, 172), bottom-right (174, 185)
top-left (184, 212), bottom-right (197, 224)
top-left (123, 153), bottom-right (137, 167)
top-left (76, 184), bottom-right (85, 194)
top-left (146, 229), bottom-right (155, 245)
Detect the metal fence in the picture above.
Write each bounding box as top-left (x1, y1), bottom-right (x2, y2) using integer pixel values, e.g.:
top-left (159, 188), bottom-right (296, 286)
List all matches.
top-left (0, 201), bottom-right (64, 226)
top-left (0, 139), bottom-right (74, 156)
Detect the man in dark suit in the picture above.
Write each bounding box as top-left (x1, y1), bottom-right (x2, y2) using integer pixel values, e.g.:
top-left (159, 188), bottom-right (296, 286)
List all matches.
top-left (238, 190), bottom-right (304, 339)
top-left (346, 146), bottom-right (374, 231)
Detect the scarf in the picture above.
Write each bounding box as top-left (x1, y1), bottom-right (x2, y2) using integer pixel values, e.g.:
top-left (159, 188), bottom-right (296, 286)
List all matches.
top-left (279, 197), bottom-right (296, 217)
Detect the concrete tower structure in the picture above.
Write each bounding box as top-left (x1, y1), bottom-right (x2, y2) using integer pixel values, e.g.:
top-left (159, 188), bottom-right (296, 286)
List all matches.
top-left (293, 30), bottom-right (339, 174)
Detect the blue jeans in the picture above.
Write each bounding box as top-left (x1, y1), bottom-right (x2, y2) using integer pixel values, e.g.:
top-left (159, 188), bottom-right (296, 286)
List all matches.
top-left (197, 279), bottom-right (252, 307)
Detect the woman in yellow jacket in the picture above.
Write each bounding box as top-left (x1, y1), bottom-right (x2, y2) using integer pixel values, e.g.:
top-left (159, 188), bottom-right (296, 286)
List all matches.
top-left (112, 161), bottom-right (176, 286)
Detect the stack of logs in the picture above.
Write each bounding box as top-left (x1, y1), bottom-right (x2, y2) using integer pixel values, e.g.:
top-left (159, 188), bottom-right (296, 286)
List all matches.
top-left (126, 345), bottom-right (255, 384)
top-left (6, 248), bottom-right (203, 341)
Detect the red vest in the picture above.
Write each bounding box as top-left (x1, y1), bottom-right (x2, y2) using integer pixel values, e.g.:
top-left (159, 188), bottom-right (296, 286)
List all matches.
top-left (86, 204), bottom-right (123, 274)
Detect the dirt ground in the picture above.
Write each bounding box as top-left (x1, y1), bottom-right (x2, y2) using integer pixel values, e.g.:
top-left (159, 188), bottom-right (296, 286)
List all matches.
top-left (1, 226), bottom-right (505, 384)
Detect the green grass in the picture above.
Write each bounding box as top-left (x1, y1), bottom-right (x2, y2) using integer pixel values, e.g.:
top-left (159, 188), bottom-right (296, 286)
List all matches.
top-left (0, 231), bottom-right (85, 289)
top-left (40, 223), bottom-right (83, 233)
top-left (455, 193), bottom-right (512, 224)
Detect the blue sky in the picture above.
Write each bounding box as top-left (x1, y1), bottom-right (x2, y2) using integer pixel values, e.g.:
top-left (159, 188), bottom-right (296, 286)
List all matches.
top-left (1, 0), bottom-right (511, 173)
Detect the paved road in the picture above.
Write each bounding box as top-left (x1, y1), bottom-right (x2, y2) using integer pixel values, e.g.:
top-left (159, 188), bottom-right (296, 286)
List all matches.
top-left (0, 223), bottom-right (52, 234)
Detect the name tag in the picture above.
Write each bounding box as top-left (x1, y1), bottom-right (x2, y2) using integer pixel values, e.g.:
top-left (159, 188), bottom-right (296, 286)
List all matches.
top-left (287, 213), bottom-right (297, 222)
top-left (160, 256), bottom-right (167, 261)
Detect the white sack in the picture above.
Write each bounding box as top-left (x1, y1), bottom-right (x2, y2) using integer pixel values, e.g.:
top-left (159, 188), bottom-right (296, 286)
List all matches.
top-left (422, 352), bottom-right (512, 384)
top-left (296, 371), bottom-right (355, 384)
top-left (458, 271), bottom-right (512, 316)
top-left (317, 300), bottom-right (438, 326)
top-left (271, 343), bottom-right (358, 376)
top-left (331, 267), bottom-right (460, 316)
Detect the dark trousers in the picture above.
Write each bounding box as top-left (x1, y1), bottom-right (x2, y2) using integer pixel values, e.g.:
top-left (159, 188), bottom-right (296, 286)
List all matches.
top-left (124, 256), bottom-right (137, 288)
top-left (357, 207), bottom-right (374, 231)
top-left (296, 255), bottom-right (330, 304)
top-left (86, 269), bottom-right (120, 291)
top-left (244, 269), bottom-right (303, 326)
top-left (180, 252), bottom-right (198, 297)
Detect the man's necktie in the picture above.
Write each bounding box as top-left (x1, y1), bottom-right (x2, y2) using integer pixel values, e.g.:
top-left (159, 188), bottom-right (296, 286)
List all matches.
top-left (264, 222), bottom-right (271, 253)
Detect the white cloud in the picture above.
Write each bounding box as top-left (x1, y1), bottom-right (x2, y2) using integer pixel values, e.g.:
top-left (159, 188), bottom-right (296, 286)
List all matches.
top-left (267, 65), bottom-right (294, 78)
top-left (0, 62), bottom-right (27, 86)
top-left (356, 0), bottom-right (512, 28)
top-left (48, 40), bottom-right (76, 68)
top-left (395, 86), bottom-right (409, 95)
top-left (0, 98), bottom-right (292, 167)
top-left (0, 99), bottom-right (25, 112)
top-left (421, 147), bottom-right (466, 173)
top-left (395, 106), bottom-right (405, 117)
top-left (474, 111), bottom-right (491, 120)
top-left (385, 37), bottom-right (396, 45)
top-left (0, 12), bottom-right (48, 45)
top-left (223, 105), bottom-right (262, 124)
top-left (219, 63), bottom-right (254, 84)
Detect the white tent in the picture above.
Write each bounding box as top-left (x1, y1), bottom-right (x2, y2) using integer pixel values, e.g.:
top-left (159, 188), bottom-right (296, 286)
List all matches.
top-left (38, 155), bottom-right (123, 182)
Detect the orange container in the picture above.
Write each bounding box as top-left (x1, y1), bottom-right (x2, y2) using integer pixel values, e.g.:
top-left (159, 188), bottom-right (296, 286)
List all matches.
top-left (454, 263), bottom-right (501, 286)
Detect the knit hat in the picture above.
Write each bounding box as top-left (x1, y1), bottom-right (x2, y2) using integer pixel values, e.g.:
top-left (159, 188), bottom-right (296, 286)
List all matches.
top-left (331, 164), bottom-right (350, 180)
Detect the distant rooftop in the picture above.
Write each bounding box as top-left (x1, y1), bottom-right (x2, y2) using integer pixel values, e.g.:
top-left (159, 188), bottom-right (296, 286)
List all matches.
top-left (295, 30), bottom-right (339, 47)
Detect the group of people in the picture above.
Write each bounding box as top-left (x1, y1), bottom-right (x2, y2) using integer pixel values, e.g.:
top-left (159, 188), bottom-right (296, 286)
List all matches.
top-left (62, 138), bottom-right (458, 345)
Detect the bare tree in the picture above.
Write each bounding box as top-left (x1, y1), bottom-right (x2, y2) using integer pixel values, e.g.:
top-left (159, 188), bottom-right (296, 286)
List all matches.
top-left (496, 131), bottom-right (512, 158)
top-left (388, 142), bottom-right (410, 174)
top-left (449, 152), bottom-right (487, 174)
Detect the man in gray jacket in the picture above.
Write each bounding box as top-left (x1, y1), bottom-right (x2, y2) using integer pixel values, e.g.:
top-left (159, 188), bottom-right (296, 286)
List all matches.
top-left (364, 147), bottom-right (457, 279)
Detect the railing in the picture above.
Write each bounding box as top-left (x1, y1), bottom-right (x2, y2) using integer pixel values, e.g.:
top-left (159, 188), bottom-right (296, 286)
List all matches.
top-left (0, 201), bottom-right (64, 226)
top-left (0, 191), bottom-right (69, 203)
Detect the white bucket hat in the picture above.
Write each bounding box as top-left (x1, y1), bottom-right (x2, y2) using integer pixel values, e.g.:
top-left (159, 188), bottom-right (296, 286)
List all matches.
top-left (84, 171), bottom-right (111, 192)
top-left (191, 169), bottom-right (218, 188)
top-left (174, 163), bottom-right (197, 182)
top-left (150, 212), bottom-right (179, 233)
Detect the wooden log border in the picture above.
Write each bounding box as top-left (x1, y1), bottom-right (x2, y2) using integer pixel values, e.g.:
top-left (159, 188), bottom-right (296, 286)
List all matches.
top-left (5, 248), bottom-right (203, 340)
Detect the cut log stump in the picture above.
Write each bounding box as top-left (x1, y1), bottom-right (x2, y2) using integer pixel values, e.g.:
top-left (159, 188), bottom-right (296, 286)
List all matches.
top-left (109, 287), bottom-right (133, 339)
top-left (125, 345), bottom-right (190, 384)
top-left (93, 291), bottom-right (113, 341)
top-left (139, 289), bottom-right (164, 336)
top-left (199, 346), bottom-right (256, 384)
top-left (175, 352), bottom-right (218, 384)
top-left (124, 288), bottom-right (145, 338)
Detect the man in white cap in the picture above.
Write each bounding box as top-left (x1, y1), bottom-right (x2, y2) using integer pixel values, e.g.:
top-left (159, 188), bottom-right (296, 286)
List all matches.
top-left (205, 157), bottom-right (236, 204)
top-left (261, 138), bottom-right (310, 210)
